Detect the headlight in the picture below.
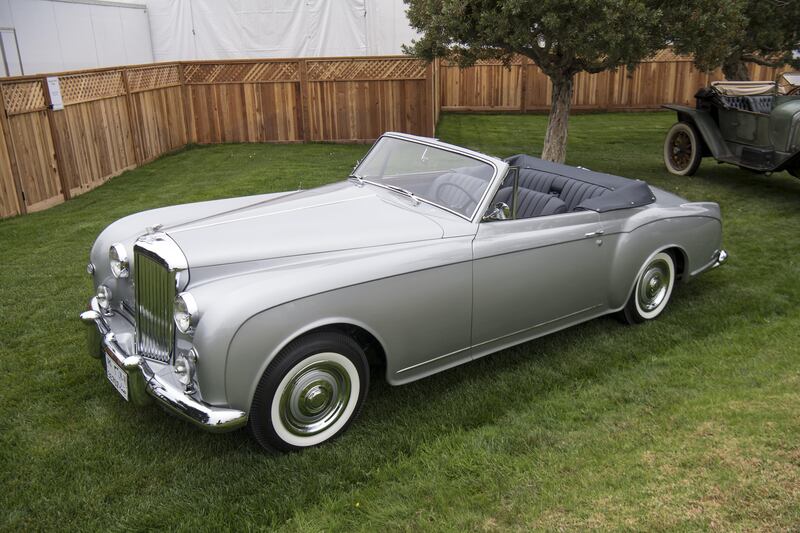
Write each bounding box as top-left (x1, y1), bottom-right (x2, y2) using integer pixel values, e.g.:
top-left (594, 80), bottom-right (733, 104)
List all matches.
top-left (173, 292), bottom-right (198, 334)
top-left (96, 285), bottom-right (112, 310)
top-left (174, 348), bottom-right (198, 392)
top-left (109, 243), bottom-right (129, 278)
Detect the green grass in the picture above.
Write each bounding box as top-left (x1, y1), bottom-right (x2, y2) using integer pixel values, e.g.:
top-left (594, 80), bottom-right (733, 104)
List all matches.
top-left (2, 112), bottom-right (799, 531)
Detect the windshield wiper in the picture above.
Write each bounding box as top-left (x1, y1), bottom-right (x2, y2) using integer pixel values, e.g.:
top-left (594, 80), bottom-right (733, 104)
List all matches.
top-left (381, 183), bottom-right (420, 205)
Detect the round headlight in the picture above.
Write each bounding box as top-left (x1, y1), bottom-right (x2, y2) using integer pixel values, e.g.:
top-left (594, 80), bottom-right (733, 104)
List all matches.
top-left (109, 243), bottom-right (129, 278)
top-left (174, 292), bottom-right (198, 334)
top-left (96, 285), bottom-right (112, 310)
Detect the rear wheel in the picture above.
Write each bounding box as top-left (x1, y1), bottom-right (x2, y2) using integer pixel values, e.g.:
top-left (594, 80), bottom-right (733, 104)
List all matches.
top-left (249, 332), bottom-right (369, 452)
top-left (619, 251), bottom-right (676, 325)
top-left (788, 164), bottom-right (800, 178)
top-left (664, 122), bottom-right (702, 176)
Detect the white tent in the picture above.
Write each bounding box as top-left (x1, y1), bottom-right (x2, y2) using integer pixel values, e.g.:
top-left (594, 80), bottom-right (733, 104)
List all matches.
top-left (0, 0), bottom-right (153, 76)
top-left (0, 0), bottom-right (417, 77)
top-left (146, 0), bottom-right (418, 61)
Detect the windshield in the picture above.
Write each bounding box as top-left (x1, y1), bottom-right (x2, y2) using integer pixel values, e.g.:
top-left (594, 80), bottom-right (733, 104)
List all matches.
top-left (353, 137), bottom-right (495, 218)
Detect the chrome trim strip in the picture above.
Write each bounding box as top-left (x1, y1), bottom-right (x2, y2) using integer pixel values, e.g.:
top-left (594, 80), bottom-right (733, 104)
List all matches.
top-left (395, 345), bottom-right (471, 374)
top-left (395, 304), bottom-right (603, 375)
top-left (471, 304), bottom-right (604, 350)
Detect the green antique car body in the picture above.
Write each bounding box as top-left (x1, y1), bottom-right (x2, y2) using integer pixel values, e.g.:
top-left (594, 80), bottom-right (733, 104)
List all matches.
top-left (663, 73), bottom-right (800, 177)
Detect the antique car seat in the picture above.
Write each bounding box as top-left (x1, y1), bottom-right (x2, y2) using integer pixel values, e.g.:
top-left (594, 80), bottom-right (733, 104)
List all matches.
top-left (746, 95), bottom-right (774, 114)
top-left (494, 187), bottom-right (566, 218)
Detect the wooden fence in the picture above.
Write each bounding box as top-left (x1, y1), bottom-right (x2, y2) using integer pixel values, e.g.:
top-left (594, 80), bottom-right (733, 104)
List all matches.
top-left (439, 52), bottom-right (787, 112)
top-left (0, 52), bottom-right (792, 219)
top-left (0, 56), bottom-right (435, 218)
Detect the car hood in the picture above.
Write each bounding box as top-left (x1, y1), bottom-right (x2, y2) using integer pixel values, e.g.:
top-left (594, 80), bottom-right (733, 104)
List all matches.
top-left (164, 182), bottom-right (445, 267)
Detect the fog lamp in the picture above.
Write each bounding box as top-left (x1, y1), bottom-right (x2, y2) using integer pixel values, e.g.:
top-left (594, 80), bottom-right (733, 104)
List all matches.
top-left (174, 349), bottom-right (198, 392)
top-left (96, 285), bottom-right (112, 311)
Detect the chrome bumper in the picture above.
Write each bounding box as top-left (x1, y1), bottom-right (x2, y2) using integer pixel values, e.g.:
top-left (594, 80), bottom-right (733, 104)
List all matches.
top-left (713, 249), bottom-right (728, 269)
top-left (692, 248), bottom-right (728, 277)
top-left (80, 298), bottom-right (247, 433)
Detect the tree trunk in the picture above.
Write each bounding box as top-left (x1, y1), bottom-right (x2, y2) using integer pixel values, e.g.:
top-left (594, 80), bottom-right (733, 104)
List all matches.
top-left (722, 56), bottom-right (749, 81)
top-left (541, 74), bottom-right (574, 163)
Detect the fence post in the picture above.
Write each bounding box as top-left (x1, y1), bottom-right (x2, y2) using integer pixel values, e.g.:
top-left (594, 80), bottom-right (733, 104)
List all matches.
top-left (425, 61), bottom-right (435, 136)
top-left (297, 59), bottom-right (311, 142)
top-left (178, 63), bottom-right (195, 145)
top-left (121, 68), bottom-right (142, 166)
top-left (0, 85), bottom-right (26, 215)
top-left (40, 77), bottom-right (71, 201)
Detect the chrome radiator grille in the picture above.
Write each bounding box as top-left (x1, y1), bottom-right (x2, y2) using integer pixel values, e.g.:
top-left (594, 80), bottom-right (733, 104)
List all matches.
top-left (134, 247), bottom-right (175, 362)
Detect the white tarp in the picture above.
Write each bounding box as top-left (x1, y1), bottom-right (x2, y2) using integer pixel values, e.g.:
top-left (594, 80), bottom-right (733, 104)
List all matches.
top-left (147, 0), bottom-right (418, 61)
top-left (0, 0), bottom-right (153, 75)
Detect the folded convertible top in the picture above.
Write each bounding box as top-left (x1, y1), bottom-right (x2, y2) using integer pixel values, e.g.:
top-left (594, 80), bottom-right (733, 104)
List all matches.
top-left (504, 154), bottom-right (656, 213)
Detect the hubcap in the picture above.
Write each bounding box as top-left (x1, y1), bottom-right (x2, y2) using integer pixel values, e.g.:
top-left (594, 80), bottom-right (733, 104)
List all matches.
top-left (638, 259), bottom-right (671, 312)
top-left (279, 360), bottom-right (351, 437)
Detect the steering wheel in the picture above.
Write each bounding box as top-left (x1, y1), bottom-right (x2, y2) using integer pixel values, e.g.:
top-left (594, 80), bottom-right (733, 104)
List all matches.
top-left (436, 182), bottom-right (480, 211)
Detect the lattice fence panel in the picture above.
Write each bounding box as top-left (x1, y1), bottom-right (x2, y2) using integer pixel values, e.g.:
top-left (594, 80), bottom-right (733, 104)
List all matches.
top-left (183, 62), bottom-right (300, 84)
top-left (127, 64), bottom-right (181, 93)
top-left (440, 55), bottom-right (527, 67)
top-left (59, 71), bottom-right (125, 105)
top-left (1, 81), bottom-right (47, 115)
top-left (306, 58), bottom-right (428, 81)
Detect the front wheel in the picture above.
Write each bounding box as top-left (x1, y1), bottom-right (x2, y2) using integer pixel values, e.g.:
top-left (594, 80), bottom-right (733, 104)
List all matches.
top-left (664, 122), bottom-right (702, 176)
top-left (619, 251), bottom-right (676, 324)
top-left (249, 332), bottom-right (369, 452)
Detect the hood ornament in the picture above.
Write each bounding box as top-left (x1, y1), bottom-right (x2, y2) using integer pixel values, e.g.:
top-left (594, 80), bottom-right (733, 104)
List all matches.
top-left (145, 223), bottom-right (163, 235)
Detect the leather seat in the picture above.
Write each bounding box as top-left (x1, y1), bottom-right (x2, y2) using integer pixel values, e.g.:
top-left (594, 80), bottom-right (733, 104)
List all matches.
top-left (516, 168), bottom-right (606, 211)
top-left (430, 171), bottom-right (488, 215)
top-left (746, 95), bottom-right (774, 114)
top-left (495, 187), bottom-right (566, 218)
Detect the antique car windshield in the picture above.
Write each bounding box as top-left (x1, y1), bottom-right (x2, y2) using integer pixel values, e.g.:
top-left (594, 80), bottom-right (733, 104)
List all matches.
top-left (354, 137), bottom-right (495, 218)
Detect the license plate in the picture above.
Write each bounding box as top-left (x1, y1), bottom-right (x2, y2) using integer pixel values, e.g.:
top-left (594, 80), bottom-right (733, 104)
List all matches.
top-left (105, 353), bottom-right (129, 401)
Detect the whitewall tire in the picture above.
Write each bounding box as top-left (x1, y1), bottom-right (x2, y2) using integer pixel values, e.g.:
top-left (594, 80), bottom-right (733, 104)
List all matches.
top-left (620, 251), bottom-right (676, 324)
top-left (249, 332), bottom-right (369, 452)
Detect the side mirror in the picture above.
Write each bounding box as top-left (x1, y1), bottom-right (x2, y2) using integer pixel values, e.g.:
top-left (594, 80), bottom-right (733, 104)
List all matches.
top-left (483, 202), bottom-right (511, 221)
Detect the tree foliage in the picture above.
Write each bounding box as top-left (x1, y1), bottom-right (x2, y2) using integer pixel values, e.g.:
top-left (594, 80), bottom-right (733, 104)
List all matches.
top-left (666, 0), bottom-right (800, 80)
top-left (404, 0), bottom-right (665, 162)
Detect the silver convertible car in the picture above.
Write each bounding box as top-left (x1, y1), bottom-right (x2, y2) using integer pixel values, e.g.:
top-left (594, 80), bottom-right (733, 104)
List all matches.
top-left (81, 133), bottom-right (726, 451)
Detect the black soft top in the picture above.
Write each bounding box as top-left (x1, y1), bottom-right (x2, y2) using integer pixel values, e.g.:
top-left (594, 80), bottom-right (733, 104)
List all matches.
top-left (504, 154), bottom-right (656, 213)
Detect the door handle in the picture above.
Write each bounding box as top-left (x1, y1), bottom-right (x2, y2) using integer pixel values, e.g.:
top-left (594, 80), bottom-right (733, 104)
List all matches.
top-left (584, 229), bottom-right (604, 238)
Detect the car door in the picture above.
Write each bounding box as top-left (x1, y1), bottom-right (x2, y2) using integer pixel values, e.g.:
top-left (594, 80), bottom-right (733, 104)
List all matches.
top-left (471, 210), bottom-right (612, 352)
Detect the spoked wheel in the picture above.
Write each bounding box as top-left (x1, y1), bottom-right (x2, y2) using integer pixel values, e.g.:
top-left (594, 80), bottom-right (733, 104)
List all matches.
top-left (249, 332), bottom-right (369, 452)
top-left (664, 122), bottom-right (702, 176)
top-left (619, 251), bottom-right (676, 324)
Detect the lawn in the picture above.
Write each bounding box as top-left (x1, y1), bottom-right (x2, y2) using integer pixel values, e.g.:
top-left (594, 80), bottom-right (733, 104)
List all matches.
top-left (2, 112), bottom-right (799, 531)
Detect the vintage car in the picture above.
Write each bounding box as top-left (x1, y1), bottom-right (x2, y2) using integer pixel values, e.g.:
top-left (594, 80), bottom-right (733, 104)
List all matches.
top-left (663, 72), bottom-right (800, 177)
top-left (81, 132), bottom-right (726, 451)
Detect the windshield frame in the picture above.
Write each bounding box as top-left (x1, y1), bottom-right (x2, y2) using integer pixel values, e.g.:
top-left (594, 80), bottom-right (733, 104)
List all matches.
top-left (352, 133), bottom-right (505, 222)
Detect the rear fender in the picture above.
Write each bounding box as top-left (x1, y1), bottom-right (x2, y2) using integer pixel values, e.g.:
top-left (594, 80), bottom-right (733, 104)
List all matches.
top-left (663, 105), bottom-right (730, 160)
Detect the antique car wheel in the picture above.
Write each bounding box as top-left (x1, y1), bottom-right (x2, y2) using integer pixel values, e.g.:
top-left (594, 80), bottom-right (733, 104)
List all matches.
top-left (249, 332), bottom-right (369, 452)
top-left (620, 251), bottom-right (676, 324)
top-left (664, 122), bottom-right (702, 176)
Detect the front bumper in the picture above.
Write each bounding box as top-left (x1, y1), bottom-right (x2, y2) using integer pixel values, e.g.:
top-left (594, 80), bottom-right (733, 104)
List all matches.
top-left (80, 298), bottom-right (247, 433)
